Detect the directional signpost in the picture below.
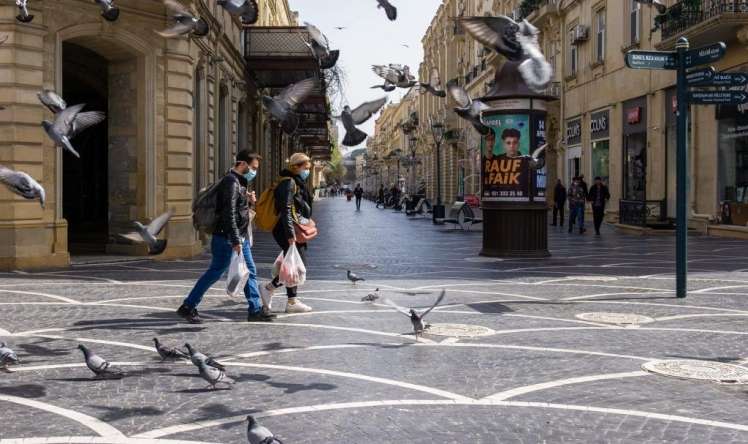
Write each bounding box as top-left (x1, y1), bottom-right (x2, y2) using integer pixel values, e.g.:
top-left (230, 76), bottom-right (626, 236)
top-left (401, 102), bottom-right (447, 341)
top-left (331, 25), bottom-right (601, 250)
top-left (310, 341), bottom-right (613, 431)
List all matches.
top-left (625, 38), bottom-right (736, 298)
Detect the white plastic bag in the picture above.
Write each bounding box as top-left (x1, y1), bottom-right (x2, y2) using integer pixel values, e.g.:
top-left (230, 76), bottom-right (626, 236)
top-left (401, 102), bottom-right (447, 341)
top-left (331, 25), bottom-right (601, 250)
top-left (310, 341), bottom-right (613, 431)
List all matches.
top-left (271, 251), bottom-right (284, 280)
top-left (278, 244), bottom-right (306, 287)
top-left (227, 251), bottom-right (249, 298)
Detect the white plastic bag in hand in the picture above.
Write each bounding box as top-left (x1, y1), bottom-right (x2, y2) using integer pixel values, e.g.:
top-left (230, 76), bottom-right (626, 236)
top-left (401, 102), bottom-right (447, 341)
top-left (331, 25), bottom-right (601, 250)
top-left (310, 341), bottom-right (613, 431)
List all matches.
top-left (278, 244), bottom-right (306, 287)
top-left (227, 251), bottom-right (250, 298)
top-left (271, 251), bottom-right (284, 280)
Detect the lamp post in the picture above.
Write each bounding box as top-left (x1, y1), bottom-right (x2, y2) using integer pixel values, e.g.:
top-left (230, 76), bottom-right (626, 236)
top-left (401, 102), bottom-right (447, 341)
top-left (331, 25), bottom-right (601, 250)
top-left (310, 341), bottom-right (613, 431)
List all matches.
top-left (430, 118), bottom-right (446, 223)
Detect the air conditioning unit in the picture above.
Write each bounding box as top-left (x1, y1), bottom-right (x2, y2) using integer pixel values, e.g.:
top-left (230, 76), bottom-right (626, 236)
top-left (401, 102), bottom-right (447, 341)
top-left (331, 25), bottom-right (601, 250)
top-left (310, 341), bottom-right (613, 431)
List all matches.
top-left (572, 25), bottom-right (589, 44)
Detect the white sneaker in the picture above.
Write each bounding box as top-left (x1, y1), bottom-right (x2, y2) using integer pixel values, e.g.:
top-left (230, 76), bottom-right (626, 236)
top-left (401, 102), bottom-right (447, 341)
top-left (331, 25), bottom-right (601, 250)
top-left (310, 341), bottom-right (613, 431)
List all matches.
top-left (260, 283), bottom-right (274, 312)
top-left (285, 299), bottom-right (312, 313)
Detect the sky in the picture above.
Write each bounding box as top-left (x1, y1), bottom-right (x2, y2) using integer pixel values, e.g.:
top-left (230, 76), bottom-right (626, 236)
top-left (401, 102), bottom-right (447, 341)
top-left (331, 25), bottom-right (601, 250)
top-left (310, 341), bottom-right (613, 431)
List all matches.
top-left (288, 0), bottom-right (443, 154)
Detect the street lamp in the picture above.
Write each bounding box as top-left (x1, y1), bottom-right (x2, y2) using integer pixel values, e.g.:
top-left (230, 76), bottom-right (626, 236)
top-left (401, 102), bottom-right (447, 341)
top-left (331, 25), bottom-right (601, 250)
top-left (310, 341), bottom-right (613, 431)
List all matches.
top-left (430, 118), bottom-right (446, 223)
top-left (408, 135), bottom-right (418, 195)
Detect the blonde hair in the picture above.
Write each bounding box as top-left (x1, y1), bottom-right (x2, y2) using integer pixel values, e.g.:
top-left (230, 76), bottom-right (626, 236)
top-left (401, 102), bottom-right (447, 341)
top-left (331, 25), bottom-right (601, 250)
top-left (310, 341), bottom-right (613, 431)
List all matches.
top-left (288, 153), bottom-right (311, 171)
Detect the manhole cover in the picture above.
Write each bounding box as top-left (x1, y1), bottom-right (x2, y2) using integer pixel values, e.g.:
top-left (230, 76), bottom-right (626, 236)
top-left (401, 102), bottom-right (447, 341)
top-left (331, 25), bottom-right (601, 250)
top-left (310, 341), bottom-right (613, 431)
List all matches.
top-left (573, 276), bottom-right (619, 282)
top-left (427, 323), bottom-right (496, 338)
top-left (642, 360), bottom-right (748, 384)
top-left (333, 263), bottom-right (378, 270)
top-left (575, 312), bottom-right (655, 325)
top-left (464, 257), bottom-right (504, 263)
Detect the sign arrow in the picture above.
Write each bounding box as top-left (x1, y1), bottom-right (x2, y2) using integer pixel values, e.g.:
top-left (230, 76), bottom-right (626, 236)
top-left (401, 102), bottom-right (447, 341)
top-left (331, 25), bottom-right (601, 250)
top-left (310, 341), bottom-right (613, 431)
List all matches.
top-left (683, 42), bottom-right (726, 68)
top-left (687, 90), bottom-right (748, 105)
top-left (625, 50), bottom-right (677, 70)
top-left (685, 67), bottom-right (715, 85)
top-left (690, 72), bottom-right (748, 87)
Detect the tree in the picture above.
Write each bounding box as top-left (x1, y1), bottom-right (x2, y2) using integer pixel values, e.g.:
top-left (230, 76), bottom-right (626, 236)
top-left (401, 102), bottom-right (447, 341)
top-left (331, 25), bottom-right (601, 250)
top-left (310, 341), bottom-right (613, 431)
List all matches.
top-left (324, 145), bottom-right (347, 184)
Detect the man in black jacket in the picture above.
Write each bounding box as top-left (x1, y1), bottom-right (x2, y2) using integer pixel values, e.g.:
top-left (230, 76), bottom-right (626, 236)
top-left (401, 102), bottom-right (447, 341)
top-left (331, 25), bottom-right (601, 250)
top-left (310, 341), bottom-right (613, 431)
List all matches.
top-left (354, 183), bottom-right (364, 211)
top-left (587, 176), bottom-right (611, 235)
top-left (178, 150), bottom-right (274, 323)
top-left (552, 179), bottom-right (566, 227)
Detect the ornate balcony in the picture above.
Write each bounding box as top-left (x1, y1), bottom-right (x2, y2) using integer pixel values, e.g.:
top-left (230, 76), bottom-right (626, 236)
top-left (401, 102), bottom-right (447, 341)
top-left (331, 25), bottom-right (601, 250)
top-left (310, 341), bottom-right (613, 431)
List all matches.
top-left (523, 0), bottom-right (560, 26)
top-left (657, 0), bottom-right (748, 49)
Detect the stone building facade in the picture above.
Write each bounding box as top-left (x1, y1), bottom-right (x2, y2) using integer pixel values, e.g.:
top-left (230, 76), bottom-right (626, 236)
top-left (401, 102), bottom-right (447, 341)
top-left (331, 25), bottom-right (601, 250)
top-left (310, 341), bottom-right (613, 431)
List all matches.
top-left (0, 0), bottom-right (305, 270)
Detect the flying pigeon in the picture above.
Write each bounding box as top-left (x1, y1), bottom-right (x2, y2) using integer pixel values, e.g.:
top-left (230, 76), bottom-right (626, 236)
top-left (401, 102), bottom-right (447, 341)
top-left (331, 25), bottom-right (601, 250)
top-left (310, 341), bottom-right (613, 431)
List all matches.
top-left (419, 67), bottom-right (446, 98)
top-left (0, 342), bottom-right (20, 372)
top-left (334, 26), bottom-right (346, 30)
top-left (37, 89), bottom-right (67, 114)
top-left (361, 288), bottom-right (380, 303)
top-left (184, 343), bottom-right (225, 370)
top-left (153, 338), bottom-right (189, 361)
top-left (446, 80), bottom-right (490, 135)
top-left (78, 344), bottom-right (123, 378)
top-left (261, 78), bottom-right (316, 135)
top-left (118, 209), bottom-right (174, 255)
top-left (94, 0), bottom-right (120, 21)
top-left (460, 16), bottom-right (552, 92)
top-left (304, 22), bottom-right (339, 69)
top-left (157, 0), bottom-right (209, 38)
top-left (42, 103), bottom-right (106, 158)
top-left (346, 269), bottom-right (365, 285)
top-left (198, 360), bottom-right (233, 389)
top-left (16, 0), bottom-right (33, 23)
top-left (371, 83), bottom-right (396, 92)
top-left (376, 0), bottom-right (397, 21)
top-left (372, 65), bottom-right (417, 89)
top-left (217, 0), bottom-right (259, 25)
top-left (340, 97), bottom-right (387, 147)
top-left (0, 166), bottom-right (45, 208)
top-left (384, 290), bottom-right (445, 341)
top-left (247, 416), bottom-right (282, 444)
top-left (634, 0), bottom-right (667, 14)
top-left (530, 143), bottom-right (548, 170)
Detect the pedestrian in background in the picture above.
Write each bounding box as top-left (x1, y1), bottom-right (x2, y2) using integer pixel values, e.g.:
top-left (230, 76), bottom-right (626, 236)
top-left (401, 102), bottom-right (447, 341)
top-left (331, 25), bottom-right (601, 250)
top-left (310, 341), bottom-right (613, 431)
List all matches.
top-left (354, 183), bottom-right (364, 211)
top-left (568, 176), bottom-right (587, 234)
top-left (376, 184), bottom-right (385, 208)
top-left (261, 152), bottom-right (314, 314)
top-left (587, 176), bottom-right (610, 235)
top-left (551, 179), bottom-right (566, 227)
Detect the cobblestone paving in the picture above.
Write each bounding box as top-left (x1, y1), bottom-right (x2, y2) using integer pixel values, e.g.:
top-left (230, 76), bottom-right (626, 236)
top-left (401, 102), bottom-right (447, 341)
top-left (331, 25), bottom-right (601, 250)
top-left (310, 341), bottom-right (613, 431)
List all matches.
top-left (1, 197), bottom-right (748, 443)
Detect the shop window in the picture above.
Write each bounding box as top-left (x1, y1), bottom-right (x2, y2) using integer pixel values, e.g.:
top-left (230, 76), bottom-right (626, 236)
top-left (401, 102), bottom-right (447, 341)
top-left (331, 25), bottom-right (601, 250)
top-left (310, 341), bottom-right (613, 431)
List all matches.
top-left (624, 132), bottom-right (646, 200)
top-left (718, 114), bottom-right (748, 225)
top-left (592, 139), bottom-right (609, 184)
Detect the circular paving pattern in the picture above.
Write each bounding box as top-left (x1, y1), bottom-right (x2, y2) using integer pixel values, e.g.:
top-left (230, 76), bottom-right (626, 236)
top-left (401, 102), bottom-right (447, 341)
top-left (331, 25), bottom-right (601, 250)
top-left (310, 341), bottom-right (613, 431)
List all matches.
top-left (427, 323), bottom-right (496, 337)
top-left (575, 312), bottom-right (656, 325)
top-left (642, 360), bottom-right (748, 384)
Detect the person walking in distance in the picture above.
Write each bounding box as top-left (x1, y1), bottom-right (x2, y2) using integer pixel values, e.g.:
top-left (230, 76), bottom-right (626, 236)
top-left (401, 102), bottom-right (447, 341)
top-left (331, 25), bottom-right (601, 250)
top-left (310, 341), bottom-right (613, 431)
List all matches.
top-left (354, 183), bottom-right (364, 211)
top-left (587, 176), bottom-right (610, 235)
top-left (177, 151), bottom-right (274, 324)
top-left (376, 184), bottom-right (385, 208)
top-left (261, 153), bottom-right (314, 314)
top-left (568, 176), bottom-right (587, 234)
top-left (552, 179), bottom-right (566, 227)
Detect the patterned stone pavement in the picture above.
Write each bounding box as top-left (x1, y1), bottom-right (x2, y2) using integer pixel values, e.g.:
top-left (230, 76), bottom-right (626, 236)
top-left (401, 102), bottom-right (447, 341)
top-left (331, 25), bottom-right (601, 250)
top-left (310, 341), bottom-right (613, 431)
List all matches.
top-left (1, 196), bottom-right (748, 443)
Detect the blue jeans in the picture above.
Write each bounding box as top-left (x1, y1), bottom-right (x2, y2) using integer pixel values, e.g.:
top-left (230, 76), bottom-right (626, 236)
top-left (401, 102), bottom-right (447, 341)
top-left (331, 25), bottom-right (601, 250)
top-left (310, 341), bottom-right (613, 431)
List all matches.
top-left (569, 203), bottom-right (585, 229)
top-left (183, 234), bottom-right (262, 314)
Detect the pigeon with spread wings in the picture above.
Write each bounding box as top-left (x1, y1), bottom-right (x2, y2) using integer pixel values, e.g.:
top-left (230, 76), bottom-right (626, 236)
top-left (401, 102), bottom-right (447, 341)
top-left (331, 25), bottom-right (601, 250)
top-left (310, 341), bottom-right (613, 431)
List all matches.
top-left (42, 103), bottom-right (106, 158)
top-left (156, 0), bottom-right (209, 38)
top-left (384, 290), bottom-right (446, 341)
top-left (304, 22), bottom-right (339, 70)
top-left (340, 97), bottom-right (387, 147)
top-left (419, 67), bottom-right (446, 98)
top-left (262, 78), bottom-right (316, 135)
top-left (16, 0), bottom-right (33, 23)
top-left (376, 0), bottom-right (397, 21)
top-left (119, 209), bottom-right (174, 255)
top-left (447, 80), bottom-right (490, 135)
top-left (218, 0), bottom-right (258, 25)
top-left (372, 65), bottom-right (416, 89)
top-left (0, 166), bottom-right (45, 209)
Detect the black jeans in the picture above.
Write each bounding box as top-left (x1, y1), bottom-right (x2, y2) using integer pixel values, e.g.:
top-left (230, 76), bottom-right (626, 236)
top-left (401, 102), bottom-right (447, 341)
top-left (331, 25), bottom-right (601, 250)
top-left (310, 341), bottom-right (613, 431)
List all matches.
top-left (270, 223), bottom-right (307, 298)
top-left (355, 196), bottom-right (362, 210)
top-left (592, 206), bottom-right (605, 234)
top-left (552, 203), bottom-right (564, 226)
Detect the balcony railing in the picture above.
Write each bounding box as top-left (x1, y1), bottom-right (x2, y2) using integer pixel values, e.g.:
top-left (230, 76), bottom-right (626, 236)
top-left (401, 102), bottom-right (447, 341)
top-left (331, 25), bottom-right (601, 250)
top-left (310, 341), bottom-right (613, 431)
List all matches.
top-left (661, 0), bottom-right (748, 39)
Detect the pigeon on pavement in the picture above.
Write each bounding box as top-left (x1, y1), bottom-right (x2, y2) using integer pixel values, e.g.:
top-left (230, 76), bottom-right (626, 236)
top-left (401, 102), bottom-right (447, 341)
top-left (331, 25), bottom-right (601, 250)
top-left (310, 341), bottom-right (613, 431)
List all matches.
top-left (361, 288), bottom-right (380, 302)
top-left (78, 344), bottom-right (123, 378)
top-left (0, 166), bottom-right (45, 208)
top-left (157, 0), bottom-right (209, 38)
top-left (419, 67), bottom-right (446, 98)
top-left (339, 97), bottom-right (387, 147)
top-left (376, 0), bottom-right (397, 21)
top-left (37, 89), bottom-right (67, 114)
top-left (0, 342), bottom-right (20, 372)
top-left (16, 0), bottom-right (33, 23)
top-left (446, 80), bottom-right (490, 135)
top-left (262, 78), bottom-right (316, 135)
top-left (247, 415), bottom-right (283, 443)
top-left (119, 209), bottom-right (174, 255)
top-left (198, 360), bottom-right (233, 389)
top-left (384, 290), bottom-right (446, 341)
top-left (304, 22), bottom-right (339, 70)
top-left (153, 338), bottom-right (189, 361)
top-left (347, 270), bottom-right (365, 285)
top-left (94, 0), bottom-right (120, 21)
top-left (42, 103), bottom-right (106, 158)
top-left (217, 0), bottom-right (258, 25)
top-left (184, 343), bottom-right (225, 370)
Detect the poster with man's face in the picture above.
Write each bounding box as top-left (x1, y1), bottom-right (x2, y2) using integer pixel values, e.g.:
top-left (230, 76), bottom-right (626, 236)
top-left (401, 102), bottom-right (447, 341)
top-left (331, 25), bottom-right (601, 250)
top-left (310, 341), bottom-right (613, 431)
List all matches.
top-left (480, 114), bottom-right (532, 202)
top-left (482, 114), bottom-right (530, 159)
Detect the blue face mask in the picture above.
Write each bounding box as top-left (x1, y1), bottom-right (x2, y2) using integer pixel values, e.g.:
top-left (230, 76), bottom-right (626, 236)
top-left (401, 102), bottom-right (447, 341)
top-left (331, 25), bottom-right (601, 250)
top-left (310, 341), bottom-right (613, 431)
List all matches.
top-left (243, 169), bottom-right (257, 182)
top-left (299, 170), bottom-right (310, 180)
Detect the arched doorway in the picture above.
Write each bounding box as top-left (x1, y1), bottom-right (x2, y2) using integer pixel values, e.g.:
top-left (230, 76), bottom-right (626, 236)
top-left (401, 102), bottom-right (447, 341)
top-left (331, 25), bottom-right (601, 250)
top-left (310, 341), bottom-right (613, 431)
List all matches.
top-left (60, 36), bottom-right (145, 255)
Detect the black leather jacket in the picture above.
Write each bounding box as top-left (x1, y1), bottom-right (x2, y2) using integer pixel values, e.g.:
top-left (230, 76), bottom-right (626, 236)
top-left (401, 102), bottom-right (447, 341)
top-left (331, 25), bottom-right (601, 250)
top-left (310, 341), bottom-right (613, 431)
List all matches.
top-left (213, 170), bottom-right (249, 246)
top-left (274, 169), bottom-right (312, 240)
